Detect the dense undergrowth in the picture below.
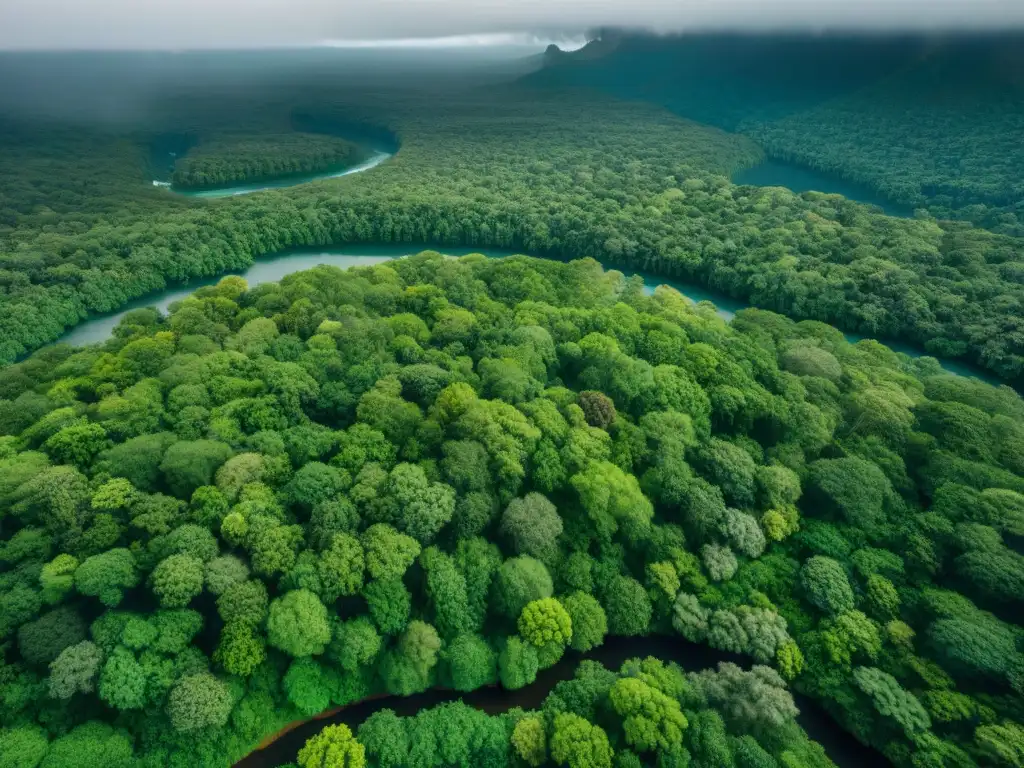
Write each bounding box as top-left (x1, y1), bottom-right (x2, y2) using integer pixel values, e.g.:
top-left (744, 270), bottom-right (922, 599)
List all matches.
top-left (1, 253), bottom-right (1023, 767)
top-left (2, 84), bottom-right (1024, 383)
top-left (170, 134), bottom-right (369, 190)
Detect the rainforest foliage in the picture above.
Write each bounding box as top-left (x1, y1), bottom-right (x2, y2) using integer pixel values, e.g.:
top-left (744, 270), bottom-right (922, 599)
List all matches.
top-left (535, 33), bottom-right (1024, 237)
top-left (1, 253), bottom-right (1024, 767)
top-left (747, 44), bottom-right (1024, 236)
top-left (170, 134), bottom-right (369, 190)
top-left (1, 80), bottom-right (1024, 384)
top-left (280, 656), bottom-right (828, 768)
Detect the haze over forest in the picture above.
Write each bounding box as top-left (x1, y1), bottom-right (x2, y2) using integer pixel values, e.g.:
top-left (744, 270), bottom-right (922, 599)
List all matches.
top-left (2, 0), bottom-right (1024, 49)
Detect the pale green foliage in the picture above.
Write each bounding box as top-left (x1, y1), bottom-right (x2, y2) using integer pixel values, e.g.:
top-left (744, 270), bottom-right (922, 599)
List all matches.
top-left (48, 640), bottom-right (103, 700)
top-left (166, 672), bottom-right (233, 732)
top-left (690, 662), bottom-right (798, 731)
top-left (297, 723), bottom-right (366, 768)
top-left (672, 592), bottom-right (710, 642)
top-left (799, 556), bottom-right (854, 616)
top-left (701, 544), bottom-right (738, 582)
top-left (853, 666), bottom-right (931, 737)
top-left (512, 715), bottom-right (547, 767)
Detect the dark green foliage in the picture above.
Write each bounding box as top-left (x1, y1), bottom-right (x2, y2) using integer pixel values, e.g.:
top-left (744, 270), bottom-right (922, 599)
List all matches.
top-left (171, 133), bottom-right (368, 189)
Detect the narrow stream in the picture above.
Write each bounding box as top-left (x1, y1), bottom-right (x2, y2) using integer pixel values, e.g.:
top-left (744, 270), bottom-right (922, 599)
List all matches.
top-left (234, 635), bottom-right (886, 768)
top-left (162, 150), bottom-right (393, 198)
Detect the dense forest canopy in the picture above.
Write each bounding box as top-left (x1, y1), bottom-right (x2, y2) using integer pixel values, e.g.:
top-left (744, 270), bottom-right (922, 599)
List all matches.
top-left (1, 72), bottom-right (1024, 382)
top-left (2, 37), bottom-right (1024, 768)
top-left (1, 252), bottom-right (1024, 767)
top-left (533, 32), bottom-right (1024, 236)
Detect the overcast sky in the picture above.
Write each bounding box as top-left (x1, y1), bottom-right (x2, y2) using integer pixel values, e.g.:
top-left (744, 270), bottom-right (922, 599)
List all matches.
top-left (1, 0), bottom-right (1023, 50)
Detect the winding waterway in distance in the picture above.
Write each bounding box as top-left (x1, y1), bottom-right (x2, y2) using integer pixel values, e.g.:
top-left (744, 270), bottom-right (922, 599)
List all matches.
top-left (155, 150), bottom-right (393, 198)
top-left (733, 158), bottom-right (914, 218)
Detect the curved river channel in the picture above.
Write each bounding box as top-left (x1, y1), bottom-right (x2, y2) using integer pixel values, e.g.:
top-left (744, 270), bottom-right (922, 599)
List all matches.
top-left (235, 634), bottom-right (886, 768)
top-left (61, 243), bottom-right (998, 384)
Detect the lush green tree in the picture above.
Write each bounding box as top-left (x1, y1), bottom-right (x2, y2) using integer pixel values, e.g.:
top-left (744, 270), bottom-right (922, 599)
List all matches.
top-left (39, 722), bottom-right (133, 768)
top-left (18, 605), bottom-right (86, 665)
top-left (362, 577), bottom-right (411, 636)
top-left (361, 523), bottom-right (420, 581)
top-left (284, 657), bottom-right (332, 716)
top-left (150, 554), bottom-right (204, 608)
top-left (214, 621), bottom-right (266, 677)
top-left (572, 461), bottom-right (653, 542)
top-left (499, 635), bottom-right (540, 690)
top-left (501, 493), bottom-right (563, 562)
top-left (217, 578), bottom-right (269, 626)
top-left (166, 672), bottom-right (233, 732)
top-left (799, 556), bottom-right (854, 616)
top-left (444, 633), bottom-right (498, 691)
top-left (549, 712), bottom-right (613, 768)
top-left (160, 440), bottom-right (234, 498)
top-left (297, 723), bottom-right (366, 768)
top-left (561, 592), bottom-right (608, 652)
top-left (492, 556), bottom-right (553, 619)
top-left (382, 620), bottom-right (441, 695)
top-left (329, 617), bottom-right (382, 672)
top-left (74, 549), bottom-right (138, 607)
top-left (38, 554), bottom-right (78, 605)
top-left (267, 589), bottom-right (331, 657)
top-left (98, 647), bottom-right (147, 710)
top-left (602, 575), bottom-right (652, 636)
top-left (512, 715), bottom-right (548, 767)
top-left (610, 676), bottom-right (688, 753)
top-left (0, 725), bottom-right (49, 768)
top-left (358, 710), bottom-right (409, 768)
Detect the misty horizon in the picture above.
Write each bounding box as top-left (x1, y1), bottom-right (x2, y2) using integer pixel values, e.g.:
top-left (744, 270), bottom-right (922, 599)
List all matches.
top-left (1, 0), bottom-right (1024, 51)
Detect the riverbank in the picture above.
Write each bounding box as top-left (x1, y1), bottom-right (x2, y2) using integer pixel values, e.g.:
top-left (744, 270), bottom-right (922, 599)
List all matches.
top-left (235, 635), bottom-right (887, 768)
top-left (58, 244), bottom-right (1004, 386)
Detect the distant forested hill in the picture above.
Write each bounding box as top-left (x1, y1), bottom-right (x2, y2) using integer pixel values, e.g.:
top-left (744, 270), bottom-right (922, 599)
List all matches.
top-left (526, 33), bottom-right (1024, 234)
top-left (521, 33), bottom-right (930, 130)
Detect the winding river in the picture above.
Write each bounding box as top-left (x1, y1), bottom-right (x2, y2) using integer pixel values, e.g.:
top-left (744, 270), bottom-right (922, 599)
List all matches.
top-left (60, 244), bottom-right (998, 384)
top-left (733, 159), bottom-right (913, 218)
top-left (155, 151), bottom-right (393, 198)
top-left (235, 635), bottom-right (885, 768)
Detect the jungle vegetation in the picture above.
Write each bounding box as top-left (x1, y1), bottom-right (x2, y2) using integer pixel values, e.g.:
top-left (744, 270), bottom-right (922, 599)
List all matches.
top-left (1, 80), bottom-right (1024, 384)
top-left (170, 134), bottom-right (369, 190)
top-left (533, 33), bottom-right (1024, 236)
top-left (1, 252), bottom-right (1024, 767)
top-left (281, 655), bottom-right (830, 768)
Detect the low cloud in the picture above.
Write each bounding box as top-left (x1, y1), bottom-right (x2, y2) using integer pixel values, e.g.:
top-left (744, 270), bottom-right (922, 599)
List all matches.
top-left (0, 0), bottom-right (1022, 50)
